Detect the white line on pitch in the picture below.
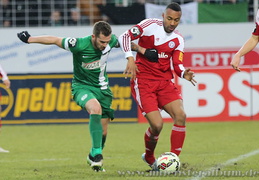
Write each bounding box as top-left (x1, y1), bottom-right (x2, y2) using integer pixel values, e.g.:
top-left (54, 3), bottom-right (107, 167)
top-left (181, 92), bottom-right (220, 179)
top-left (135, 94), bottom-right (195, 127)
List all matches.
top-left (185, 149), bottom-right (259, 180)
top-left (0, 158), bottom-right (71, 163)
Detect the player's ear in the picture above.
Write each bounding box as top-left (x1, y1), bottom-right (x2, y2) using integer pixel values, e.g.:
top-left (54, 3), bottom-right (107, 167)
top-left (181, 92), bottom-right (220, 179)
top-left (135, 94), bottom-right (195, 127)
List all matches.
top-left (92, 34), bottom-right (95, 39)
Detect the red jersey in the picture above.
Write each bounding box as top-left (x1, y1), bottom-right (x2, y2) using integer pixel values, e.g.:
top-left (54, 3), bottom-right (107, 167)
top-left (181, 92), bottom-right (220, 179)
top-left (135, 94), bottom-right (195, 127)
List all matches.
top-left (119, 18), bottom-right (185, 80)
top-left (252, 9), bottom-right (259, 36)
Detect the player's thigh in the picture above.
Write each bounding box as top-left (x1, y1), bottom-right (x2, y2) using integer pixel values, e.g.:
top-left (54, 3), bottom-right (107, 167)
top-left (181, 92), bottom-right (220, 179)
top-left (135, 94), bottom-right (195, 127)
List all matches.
top-left (163, 99), bottom-right (186, 125)
top-left (163, 99), bottom-right (185, 116)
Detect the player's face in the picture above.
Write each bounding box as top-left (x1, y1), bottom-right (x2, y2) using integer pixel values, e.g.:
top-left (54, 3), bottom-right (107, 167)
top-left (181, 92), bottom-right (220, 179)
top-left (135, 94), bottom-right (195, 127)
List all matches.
top-left (92, 33), bottom-right (111, 51)
top-left (162, 8), bottom-right (181, 33)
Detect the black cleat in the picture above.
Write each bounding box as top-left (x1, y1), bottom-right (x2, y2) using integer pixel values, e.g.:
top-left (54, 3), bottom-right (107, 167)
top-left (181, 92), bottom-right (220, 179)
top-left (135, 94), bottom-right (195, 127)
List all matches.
top-left (87, 154), bottom-right (105, 172)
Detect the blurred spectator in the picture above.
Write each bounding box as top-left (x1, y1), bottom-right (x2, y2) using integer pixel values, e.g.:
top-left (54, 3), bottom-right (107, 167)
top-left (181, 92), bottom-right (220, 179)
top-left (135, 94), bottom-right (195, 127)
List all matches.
top-left (78, 0), bottom-right (104, 24)
top-left (68, 7), bottom-right (89, 26)
top-left (28, 1), bottom-right (39, 26)
top-left (15, 0), bottom-right (26, 26)
top-left (48, 10), bottom-right (63, 26)
top-left (0, 0), bottom-right (12, 27)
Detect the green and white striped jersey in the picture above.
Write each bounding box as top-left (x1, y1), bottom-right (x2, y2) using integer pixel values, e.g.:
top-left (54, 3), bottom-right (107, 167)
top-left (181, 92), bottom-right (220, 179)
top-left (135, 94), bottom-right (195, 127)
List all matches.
top-left (62, 34), bottom-right (118, 90)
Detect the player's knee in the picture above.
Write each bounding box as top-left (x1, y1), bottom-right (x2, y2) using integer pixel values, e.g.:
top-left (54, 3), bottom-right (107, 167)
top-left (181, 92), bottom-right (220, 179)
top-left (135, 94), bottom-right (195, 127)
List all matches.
top-left (88, 106), bottom-right (102, 115)
top-left (174, 112), bottom-right (186, 125)
top-left (151, 124), bottom-right (163, 135)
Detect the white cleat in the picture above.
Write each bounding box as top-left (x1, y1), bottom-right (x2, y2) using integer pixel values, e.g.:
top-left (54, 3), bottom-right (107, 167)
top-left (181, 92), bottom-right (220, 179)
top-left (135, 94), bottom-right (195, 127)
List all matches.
top-left (142, 153), bottom-right (158, 171)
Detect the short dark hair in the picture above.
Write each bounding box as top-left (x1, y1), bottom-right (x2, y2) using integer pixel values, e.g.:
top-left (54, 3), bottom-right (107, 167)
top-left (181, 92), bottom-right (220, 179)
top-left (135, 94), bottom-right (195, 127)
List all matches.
top-left (93, 21), bottom-right (112, 37)
top-left (166, 2), bottom-right (181, 12)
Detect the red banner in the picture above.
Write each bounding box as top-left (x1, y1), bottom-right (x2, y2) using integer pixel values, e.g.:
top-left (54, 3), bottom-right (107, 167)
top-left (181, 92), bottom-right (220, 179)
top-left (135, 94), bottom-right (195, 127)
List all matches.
top-left (138, 67), bottom-right (259, 122)
top-left (184, 48), bottom-right (259, 67)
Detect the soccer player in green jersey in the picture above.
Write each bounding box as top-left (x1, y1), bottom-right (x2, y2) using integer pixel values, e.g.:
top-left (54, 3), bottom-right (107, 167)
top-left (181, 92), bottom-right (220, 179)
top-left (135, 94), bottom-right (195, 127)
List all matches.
top-left (17, 21), bottom-right (119, 172)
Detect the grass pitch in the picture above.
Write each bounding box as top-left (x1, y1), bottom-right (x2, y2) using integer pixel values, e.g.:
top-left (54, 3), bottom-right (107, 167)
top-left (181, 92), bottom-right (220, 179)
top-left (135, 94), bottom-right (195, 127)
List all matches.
top-left (0, 121), bottom-right (259, 180)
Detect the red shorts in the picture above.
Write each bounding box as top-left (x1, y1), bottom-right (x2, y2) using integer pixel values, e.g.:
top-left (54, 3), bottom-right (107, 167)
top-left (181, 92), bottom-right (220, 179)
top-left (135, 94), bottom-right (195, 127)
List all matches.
top-left (131, 78), bottom-right (182, 114)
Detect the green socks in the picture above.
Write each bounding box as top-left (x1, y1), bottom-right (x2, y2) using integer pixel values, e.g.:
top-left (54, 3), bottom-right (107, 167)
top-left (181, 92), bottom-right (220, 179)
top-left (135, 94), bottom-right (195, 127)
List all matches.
top-left (89, 114), bottom-right (103, 157)
top-left (102, 135), bottom-right (107, 149)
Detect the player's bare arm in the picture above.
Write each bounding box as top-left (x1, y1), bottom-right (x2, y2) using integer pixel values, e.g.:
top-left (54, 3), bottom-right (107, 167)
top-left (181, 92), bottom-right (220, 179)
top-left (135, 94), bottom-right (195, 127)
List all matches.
top-left (131, 42), bottom-right (145, 54)
top-left (183, 68), bottom-right (197, 86)
top-left (230, 34), bottom-right (259, 72)
top-left (28, 36), bottom-right (63, 47)
top-left (17, 31), bottom-right (63, 48)
top-left (131, 42), bottom-right (159, 62)
top-left (124, 56), bottom-right (139, 80)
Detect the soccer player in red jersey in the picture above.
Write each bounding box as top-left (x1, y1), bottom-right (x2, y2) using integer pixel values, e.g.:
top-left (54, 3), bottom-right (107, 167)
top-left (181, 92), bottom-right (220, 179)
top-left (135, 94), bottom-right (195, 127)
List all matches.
top-left (0, 64), bottom-right (11, 153)
top-left (119, 2), bottom-right (196, 170)
top-left (231, 9), bottom-right (259, 71)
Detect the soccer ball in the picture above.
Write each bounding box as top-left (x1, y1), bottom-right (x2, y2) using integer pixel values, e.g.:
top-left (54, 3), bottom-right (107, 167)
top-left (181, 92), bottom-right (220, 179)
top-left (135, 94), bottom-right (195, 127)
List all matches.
top-left (157, 152), bottom-right (180, 172)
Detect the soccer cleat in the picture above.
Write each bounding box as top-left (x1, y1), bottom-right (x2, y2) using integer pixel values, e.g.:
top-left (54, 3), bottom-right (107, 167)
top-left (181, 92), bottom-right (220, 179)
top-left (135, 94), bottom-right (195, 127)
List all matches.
top-left (87, 154), bottom-right (105, 172)
top-left (86, 154), bottom-right (93, 166)
top-left (0, 147), bottom-right (9, 153)
top-left (142, 153), bottom-right (158, 171)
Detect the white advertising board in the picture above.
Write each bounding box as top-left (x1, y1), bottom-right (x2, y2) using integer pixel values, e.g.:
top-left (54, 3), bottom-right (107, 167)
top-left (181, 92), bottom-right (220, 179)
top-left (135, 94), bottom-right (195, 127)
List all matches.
top-left (0, 23), bottom-right (255, 74)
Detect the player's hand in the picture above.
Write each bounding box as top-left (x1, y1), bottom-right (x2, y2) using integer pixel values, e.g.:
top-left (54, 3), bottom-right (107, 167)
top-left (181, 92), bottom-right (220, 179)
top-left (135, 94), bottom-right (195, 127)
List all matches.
top-left (123, 57), bottom-right (139, 80)
top-left (17, 31), bottom-right (31, 43)
top-left (183, 68), bottom-right (197, 86)
top-left (144, 49), bottom-right (159, 62)
top-left (3, 79), bottom-right (11, 89)
top-left (230, 55), bottom-right (241, 72)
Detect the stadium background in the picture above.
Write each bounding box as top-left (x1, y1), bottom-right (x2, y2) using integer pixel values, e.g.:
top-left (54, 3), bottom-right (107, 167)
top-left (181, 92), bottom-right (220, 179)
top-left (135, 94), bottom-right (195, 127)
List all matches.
top-left (0, 0), bottom-right (258, 125)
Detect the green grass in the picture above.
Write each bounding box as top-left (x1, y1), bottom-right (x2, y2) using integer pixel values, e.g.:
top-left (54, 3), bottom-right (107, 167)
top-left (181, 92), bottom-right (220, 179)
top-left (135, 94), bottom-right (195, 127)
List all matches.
top-left (0, 121), bottom-right (259, 180)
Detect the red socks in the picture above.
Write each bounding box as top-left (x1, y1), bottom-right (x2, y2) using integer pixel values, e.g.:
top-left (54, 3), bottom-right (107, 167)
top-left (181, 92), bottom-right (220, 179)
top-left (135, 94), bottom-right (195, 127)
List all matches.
top-left (144, 128), bottom-right (159, 164)
top-left (144, 124), bottom-right (185, 164)
top-left (170, 124), bottom-right (186, 156)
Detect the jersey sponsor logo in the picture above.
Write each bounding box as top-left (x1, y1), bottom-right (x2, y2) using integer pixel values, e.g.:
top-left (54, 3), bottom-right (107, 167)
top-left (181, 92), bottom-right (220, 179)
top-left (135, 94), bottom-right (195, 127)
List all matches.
top-left (130, 26), bottom-right (141, 37)
top-left (68, 38), bottom-right (77, 47)
top-left (168, 41), bottom-right (175, 48)
top-left (158, 52), bottom-right (168, 58)
top-left (82, 60), bottom-right (100, 70)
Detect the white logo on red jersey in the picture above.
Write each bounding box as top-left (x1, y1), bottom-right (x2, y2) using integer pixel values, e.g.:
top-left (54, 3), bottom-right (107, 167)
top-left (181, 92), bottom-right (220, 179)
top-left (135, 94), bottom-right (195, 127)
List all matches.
top-left (158, 52), bottom-right (168, 58)
top-left (168, 41), bottom-right (175, 48)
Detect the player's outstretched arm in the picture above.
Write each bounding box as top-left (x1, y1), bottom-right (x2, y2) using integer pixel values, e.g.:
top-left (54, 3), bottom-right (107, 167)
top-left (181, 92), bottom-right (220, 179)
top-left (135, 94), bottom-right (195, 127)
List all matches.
top-left (230, 34), bottom-right (259, 72)
top-left (17, 31), bottom-right (63, 48)
top-left (183, 68), bottom-right (197, 86)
